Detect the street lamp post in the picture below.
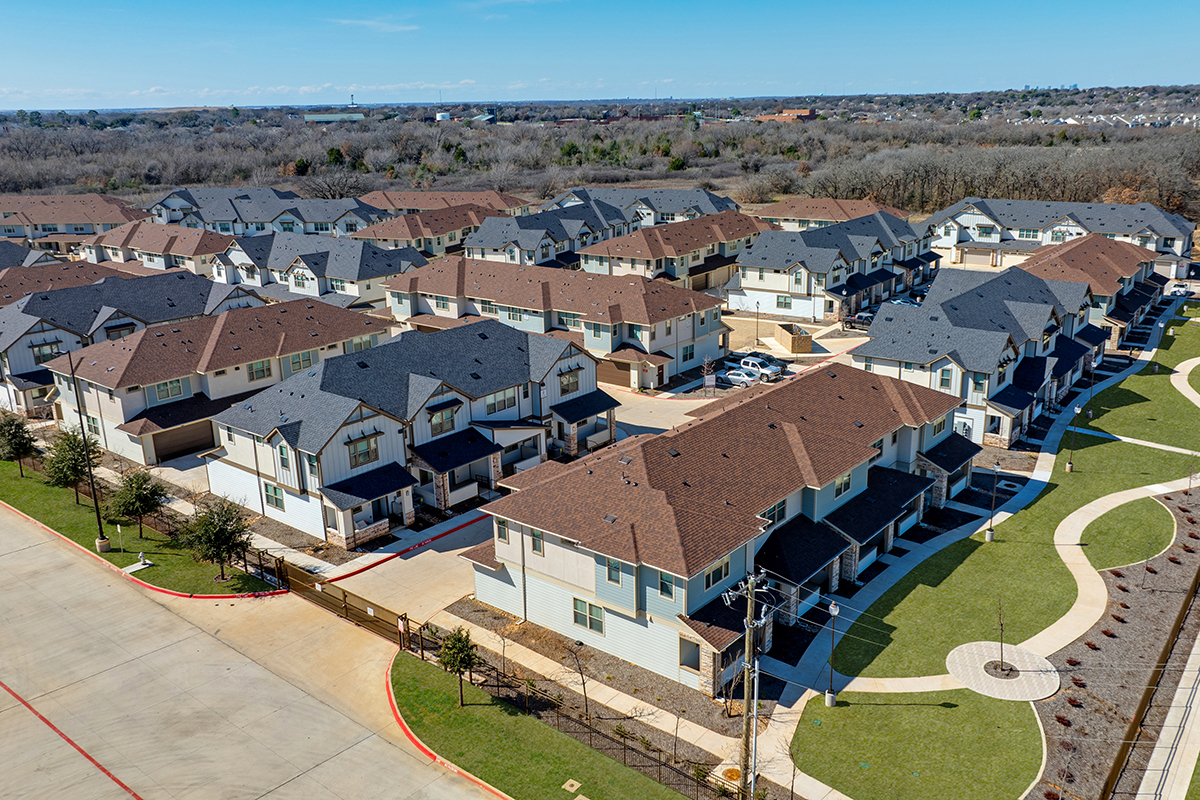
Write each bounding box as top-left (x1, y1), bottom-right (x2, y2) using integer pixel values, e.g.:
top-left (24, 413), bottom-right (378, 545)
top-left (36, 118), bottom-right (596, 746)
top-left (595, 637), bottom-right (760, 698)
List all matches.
top-left (1066, 404), bottom-right (1081, 473)
top-left (825, 602), bottom-right (840, 707)
top-left (986, 460), bottom-right (1001, 542)
top-left (67, 351), bottom-right (106, 546)
top-left (1154, 321), bottom-right (1165, 373)
top-left (755, 302), bottom-right (761, 346)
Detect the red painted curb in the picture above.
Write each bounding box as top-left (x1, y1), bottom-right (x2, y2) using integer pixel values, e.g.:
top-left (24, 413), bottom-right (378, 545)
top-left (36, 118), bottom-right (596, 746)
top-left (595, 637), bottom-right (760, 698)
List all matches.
top-left (385, 648), bottom-right (514, 800)
top-left (325, 514), bottom-right (489, 583)
top-left (0, 499), bottom-right (288, 600)
top-left (0, 678), bottom-right (146, 799)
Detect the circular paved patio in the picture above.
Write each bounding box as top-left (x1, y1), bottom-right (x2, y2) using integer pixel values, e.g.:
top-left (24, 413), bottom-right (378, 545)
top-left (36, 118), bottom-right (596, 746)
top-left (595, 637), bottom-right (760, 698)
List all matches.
top-left (946, 641), bottom-right (1060, 701)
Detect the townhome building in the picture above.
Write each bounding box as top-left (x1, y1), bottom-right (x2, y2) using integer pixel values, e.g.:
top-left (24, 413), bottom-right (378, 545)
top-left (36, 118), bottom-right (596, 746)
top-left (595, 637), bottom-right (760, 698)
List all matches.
top-left (359, 190), bottom-right (531, 217)
top-left (0, 271), bottom-right (262, 419)
top-left (43, 300), bottom-right (386, 466)
top-left (349, 204), bottom-right (507, 257)
top-left (851, 267), bottom-right (1100, 447)
top-left (577, 210), bottom-right (778, 291)
top-left (464, 366), bottom-right (968, 697)
top-left (210, 231), bottom-right (426, 310)
top-left (205, 320), bottom-right (617, 548)
top-left (0, 240), bottom-right (60, 269)
top-left (928, 197), bottom-right (1194, 273)
top-left (81, 221), bottom-right (234, 276)
top-left (0, 261), bottom-right (126, 308)
top-left (0, 194), bottom-right (151, 256)
top-left (145, 188), bottom-right (390, 238)
top-left (752, 198), bottom-right (910, 231)
top-left (540, 187), bottom-right (740, 226)
top-left (728, 212), bottom-right (939, 320)
top-left (382, 257), bottom-right (728, 390)
top-left (1017, 234), bottom-right (1166, 348)
top-left (463, 197), bottom-right (640, 266)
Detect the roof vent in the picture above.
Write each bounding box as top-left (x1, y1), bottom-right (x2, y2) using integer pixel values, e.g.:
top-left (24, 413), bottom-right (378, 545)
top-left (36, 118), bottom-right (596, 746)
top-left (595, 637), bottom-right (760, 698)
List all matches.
top-left (853, 421), bottom-right (864, 427)
top-left (357, 361), bottom-right (369, 369)
top-left (768, 422), bottom-right (778, 429)
top-left (618, 455), bottom-right (632, 465)
top-left (826, 370), bottom-right (836, 378)
top-left (478, 332), bottom-right (488, 340)
top-left (470, 372), bottom-right (481, 380)
top-left (667, 447), bottom-right (680, 457)
top-left (603, 514), bottom-right (617, 523)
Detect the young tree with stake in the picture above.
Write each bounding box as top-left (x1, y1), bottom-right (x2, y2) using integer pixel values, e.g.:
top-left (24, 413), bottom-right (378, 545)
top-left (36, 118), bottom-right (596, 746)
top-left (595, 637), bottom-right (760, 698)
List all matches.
top-left (109, 471), bottom-right (170, 539)
top-left (183, 497), bottom-right (252, 581)
top-left (0, 414), bottom-right (37, 478)
top-left (437, 627), bottom-right (482, 708)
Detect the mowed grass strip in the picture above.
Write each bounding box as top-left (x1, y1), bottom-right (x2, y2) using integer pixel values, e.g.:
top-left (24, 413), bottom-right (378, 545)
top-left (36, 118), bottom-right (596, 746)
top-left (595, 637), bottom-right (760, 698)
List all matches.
top-left (0, 460), bottom-right (270, 595)
top-left (390, 651), bottom-right (687, 800)
top-left (791, 689), bottom-right (1041, 800)
top-left (1081, 495), bottom-right (1176, 571)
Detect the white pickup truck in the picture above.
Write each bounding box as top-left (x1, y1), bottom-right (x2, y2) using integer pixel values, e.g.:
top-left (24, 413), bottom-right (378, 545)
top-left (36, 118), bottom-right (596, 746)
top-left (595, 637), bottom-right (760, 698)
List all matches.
top-left (725, 355), bottom-right (783, 381)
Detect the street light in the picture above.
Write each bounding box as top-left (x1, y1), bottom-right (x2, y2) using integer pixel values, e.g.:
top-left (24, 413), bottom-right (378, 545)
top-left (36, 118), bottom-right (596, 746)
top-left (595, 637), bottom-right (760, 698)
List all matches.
top-left (986, 460), bottom-right (1002, 542)
top-left (755, 301), bottom-right (761, 346)
top-left (825, 601), bottom-right (840, 706)
top-left (569, 640), bottom-right (590, 721)
top-left (1153, 321), bottom-right (1165, 373)
top-left (1067, 404), bottom-right (1081, 473)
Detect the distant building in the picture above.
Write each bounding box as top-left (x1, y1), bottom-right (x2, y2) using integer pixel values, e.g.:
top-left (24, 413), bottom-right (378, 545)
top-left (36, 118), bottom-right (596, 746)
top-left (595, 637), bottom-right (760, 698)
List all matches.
top-left (753, 198), bottom-right (911, 231)
top-left (304, 113), bottom-right (366, 123)
top-left (82, 221), bottom-right (234, 277)
top-left (360, 190), bottom-right (531, 217)
top-left (755, 109), bottom-right (819, 123)
top-left (146, 188), bottom-right (389, 238)
top-left (0, 194), bottom-right (151, 256)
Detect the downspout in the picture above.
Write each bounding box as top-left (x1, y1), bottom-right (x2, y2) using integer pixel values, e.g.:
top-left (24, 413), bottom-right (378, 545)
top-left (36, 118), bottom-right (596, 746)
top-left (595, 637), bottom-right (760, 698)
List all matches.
top-left (520, 524), bottom-right (528, 622)
top-left (251, 436), bottom-right (267, 517)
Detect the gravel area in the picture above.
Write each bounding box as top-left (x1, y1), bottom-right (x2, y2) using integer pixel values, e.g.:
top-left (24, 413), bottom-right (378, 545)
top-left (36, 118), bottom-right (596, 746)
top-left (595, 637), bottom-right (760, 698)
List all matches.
top-left (446, 597), bottom-right (785, 739)
top-left (1025, 493), bottom-right (1200, 800)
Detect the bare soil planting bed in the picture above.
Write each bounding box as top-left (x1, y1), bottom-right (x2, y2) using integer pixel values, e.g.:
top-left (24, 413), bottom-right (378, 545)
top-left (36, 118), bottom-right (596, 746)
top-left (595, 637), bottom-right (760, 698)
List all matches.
top-left (1025, 494), bottom-right (1200, 800)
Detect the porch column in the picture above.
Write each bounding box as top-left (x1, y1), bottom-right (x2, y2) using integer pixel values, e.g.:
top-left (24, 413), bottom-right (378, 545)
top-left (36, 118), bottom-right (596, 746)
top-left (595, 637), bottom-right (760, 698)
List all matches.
top-left (883, 521), bottom-right (895, 554)
top-left (401, 488), bottom-right (415, 526)
top-left (565, 422), bottom-right (579, 458)
top-left (434, 471), bottom-right (451, 510)
top-left (606, 408), bottom-right (616, 444)
top-left (827, 557), bottom-right (840, 594)
top-left (489, 452), bottom-right (502, 487)
top-left (930, 473), bottom-right (949, 509)
top-left (840, 543), bottom-right (860, 582)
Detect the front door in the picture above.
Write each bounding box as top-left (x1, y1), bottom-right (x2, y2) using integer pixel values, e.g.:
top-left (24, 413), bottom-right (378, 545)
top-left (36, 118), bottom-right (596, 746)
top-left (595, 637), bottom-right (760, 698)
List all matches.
top-left (656, 365), bottom-right (665, 385)
top-left (371, 497), bottom-right (387, 521)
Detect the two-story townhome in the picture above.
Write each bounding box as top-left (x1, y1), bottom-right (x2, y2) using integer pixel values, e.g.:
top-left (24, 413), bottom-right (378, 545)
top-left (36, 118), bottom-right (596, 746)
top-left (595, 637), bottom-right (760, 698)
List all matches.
top-left (43, 300), bottom-right (387, 466)
top-left (349, 204), bottom-right (508, 257)
top-left (464, 366), bottom-right (968, 697)
top-left (577, 210), bottom-right (778, 291)
top-left (0, 194), bottom-right (151, 255)
top-left (205, 320), bottom-right (618, 547)
top-left (540, 187), bottom-right (740, 226)
top-left (382, 257), bottom-right (728, 390)
top-left (851, 267), bottom-right (1098, 447)
top-left (0, 271), bottom-right (262, 418)
top-left (359, 190), bottom-right (531, 217)
top-left (928, 197), bottom-right (1195, 272)
top-left (752, 198), bottom-right (910, 231)
top-left (1017, 233), bottom-right (1165, 348)
top-left (0, 261), bottom-right (127, 309)
top-left (0, 240), bottom-right (61, 269)
top-left (81, 221), bottom-right (234, 276)
top-left (210, 231), bottom-right (427, 310)
top-left (728, 212), bottom-right (939, 320)
top-left (463, 198), bottom-right (639, 267)
top-left (145, 188), bottom-right (391, 238)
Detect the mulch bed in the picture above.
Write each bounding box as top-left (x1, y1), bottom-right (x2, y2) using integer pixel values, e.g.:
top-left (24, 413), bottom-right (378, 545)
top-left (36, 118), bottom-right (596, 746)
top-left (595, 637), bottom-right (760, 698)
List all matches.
top-left (976, 444), bottom-right (1042, 474)
top-left (250, 516), bottom-right (361, 566)
top-left (919, 505), bottom-right (982, 535)
top-left (1025, 493), bottom-right (1200, 800)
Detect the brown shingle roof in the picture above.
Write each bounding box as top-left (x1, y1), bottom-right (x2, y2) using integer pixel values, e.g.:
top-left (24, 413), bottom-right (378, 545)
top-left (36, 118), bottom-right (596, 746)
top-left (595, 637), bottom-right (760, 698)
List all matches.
top-left (577, 210), bottom-right (777, 261)
top-left (0, 194), bottom-right (151, 226)
top-left (1016, 233), bottom-right (1157, 297)
top-left (383, 256), bottom-right (722, 325)
top-left (349, 204), bottom-right (507, 242)
top-left (359, 190), bottom-right (529, 214)
top-left (0, 261), bottom-right (126, 308)
top-left (483, 367), bottom-right (963, 577)
top-left (44, 299), bottom-right (386, 389)
top-left (85, 221), bottom-right (234, 257)
top-left (753, 198), bottom-right (909, 223)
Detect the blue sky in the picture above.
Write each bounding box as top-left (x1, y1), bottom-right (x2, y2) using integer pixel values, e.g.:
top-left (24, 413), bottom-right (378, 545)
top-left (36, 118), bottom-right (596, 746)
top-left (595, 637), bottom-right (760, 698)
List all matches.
top-left (3, 0), bottom-right (1198, 109)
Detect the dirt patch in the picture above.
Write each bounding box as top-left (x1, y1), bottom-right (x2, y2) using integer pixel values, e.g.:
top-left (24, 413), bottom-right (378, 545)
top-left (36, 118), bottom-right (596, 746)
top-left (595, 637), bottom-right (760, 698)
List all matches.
top-left (976, 443), bottom-right (1042, 474)
top-left (249, 516), bottom-right (361, 566)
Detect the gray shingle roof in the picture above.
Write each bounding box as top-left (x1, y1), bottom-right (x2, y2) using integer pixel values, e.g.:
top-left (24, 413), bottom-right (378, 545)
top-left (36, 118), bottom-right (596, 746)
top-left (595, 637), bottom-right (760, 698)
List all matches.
top-left (738, 212), bottom-right (927, 274)
top-left (229, 232), bottom-right (426, 282)
top-left (464, 198), bottom-right (637, 251)
top-left (929, 197), bottom-right (1195, 240)
top-left (0, 240), bottom-right (47, 269)
top-left (149, 188), bottom-right (389, 227)
top-left (542, 187), bottom-right (739, 217)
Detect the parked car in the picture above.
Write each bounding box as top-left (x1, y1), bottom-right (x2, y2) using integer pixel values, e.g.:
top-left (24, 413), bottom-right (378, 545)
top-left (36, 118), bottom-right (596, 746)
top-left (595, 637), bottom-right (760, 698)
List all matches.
top-left (910, 287), bottom-right (929, 300)
top-left (726, 355), bottom-right (783, 382)
top-left (715, 368), bottom-right (760, 389)
top-left (887, 297), bottom-right (921, 307)
top-left (745, 351), bottom-right (791, 370)
top-left (1170, 282), bottom-right (1191, 297)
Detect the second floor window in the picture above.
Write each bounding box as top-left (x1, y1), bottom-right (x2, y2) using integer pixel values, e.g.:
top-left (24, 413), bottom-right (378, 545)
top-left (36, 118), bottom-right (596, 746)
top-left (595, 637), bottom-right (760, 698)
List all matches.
top-left (939, 368), bottom-right (952, 389)
top-left (606, 557), bottom-right (621, 584)
top-left (306, 453), bottom-right (318, 476)
top-left (531, 529), bottom-right (544, 555)
top-left (496, 519), bottom-right (508, 542)
top-left (330, 278), bottom-right (346, 292)
top-left (249, 360), bottom-right (272, 381)
top-left (348, 436), bottom-right (379, 468)
top-left (659, 571), bottom-right (674, 600)
top-left (1051, 231), bottom-right (1067, 243)
top-left (431, 408), bottom-right (455, 436)
top-left (278, 444), bottom-right (290, 471)
top-left (155, 379), bottom-right (183, 401)
top-left (290, 351), bottom-right (313, 372)
top-left (560, 370), bottom-right (579, 396)
top-left (972, 372), bottom-right (987, 392)
top-left (507, 306), bottom-right (523, 322)
top-left (264, 484), bottom-right (284, 510)
top-left (558, 311), bottom-right (582, 329)
top-left (704, 557), bottom-right (730, 590)
top-left (485, 387), bottom-right (517, 415)
top-left (480, 299), bottom-right (498, 315)
top-left (349, 335), bottom-right (372, 352)
top-left (762, 499), bottom-right (787, 528)
top-left (933, 417), bottom-right (947, 436)
top-left (834, 471), bottom-right (852, 497)
top-left (869, 439), bottom-right (884, 464)
top-left (978, 225), bottom-right (994, 237)
top-left (1018, 228), bottom-right (1039, 239)
top-left (32, 343), bottom-right (60, 365)
top-left (435, 295), bottom-right (449, 310)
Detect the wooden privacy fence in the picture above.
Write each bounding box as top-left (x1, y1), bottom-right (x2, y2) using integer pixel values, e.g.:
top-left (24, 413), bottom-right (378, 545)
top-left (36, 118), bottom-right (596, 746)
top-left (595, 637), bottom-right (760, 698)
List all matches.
top-left (279, 561), bottom-right (408, 645)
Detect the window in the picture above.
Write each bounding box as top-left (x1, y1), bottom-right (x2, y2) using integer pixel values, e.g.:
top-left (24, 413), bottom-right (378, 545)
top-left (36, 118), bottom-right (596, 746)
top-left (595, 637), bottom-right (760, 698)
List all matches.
top-left (998, 366), bottom-right (1007, 385)
top-left (704, 557), bottom-right (730, 590)
top-left (606, 558), bottom-right (621, 585)
top-left (349, 335), bottom-right (372, 352)
top-left (249, 360), bottom-right (272, 381)
top-left (32, 342), bottom-right (60, 365)
top-left (313, 222), bottom-right (330, 232)
top-left (776, 295), bottom-right (792, 310)
top-left (218, 223), bottom-right (232, 233)
top-left (939, 368), bottom-right (952, 389)
top-left (1138, 236), bottom-right (1151, 247)
top-left (290, 351), bottom-right (314, 372)
top-left (682, 344), bottom-right (694, 362)
top-left (659, 572), bottom-right (674, 600)
top-left (431, 407), bottom-right (455, 436)
top-left (758, 268), bottom-right (765, 281)
top-left (560, 370), bottom-right (579, 396)
top-left (762, 499), bottom-right (787, 528)
top-left (972, 372), bottom-right (987, 392)
top-left (225, 425), bottom-right (235, 443)
top-left (903, 362), bottom-right (913, 371)
top-left (869, 439), bottom-right (884, 464)
top-left (891, 429), bottom-right (899, 445)
top-left (572, 598), bottom-right (604, 634)
top-left (306, 453), bottom-right (318, 476)
top-left (293, 273), bottom-right (308, 288)
top-left (531, 529), bottom-right (544, 555)
top-left (834, 471), bottom-right (852, 497)
top-left (1164, 238), bottom-right (1176, 248)
top-left (264, 484), bottom-right (285, 510)
top-left (507, 306), bottom-right (523, 322)
top-left (628, 324), bottom-right (644, 341)
top-left (497, 519), bottom-right (508, 543)
top-left (330, 278), bottom-right (346, 292)
top-left (977, 225), bottom-right (994, 237)
top-left (480, 299), bottom-right (498, 315)
top-left (863, 357), bottom-right (873, 373)
top-left (558, 311), bottom-right (582, 329)
top-left (85, 415), bottom-right (100, 436)
top-left (1051, 230), bottom-right (1067, 244)
top-left (434, 295), bottom-right (449, 310)
top-left (1018, 228), bottom-right (1039, 239)
top-left (665, 319), bottom-right (672, 336)
top-left (589, 323), bottom-right (603, 339)
top-left (348, 436), bottom-right (378, 468)
top-left (155, 379), bottom-right (183, 400)
top-left (344, 222), bottom-right (358, 234)
top-left (485, 387), bottom-right (517, 415)
top-left (280, 221), bottom-right (295, 233)
top-left (40, 224), bottom-right (59, 233)
top-left (278, 444), bottom-right (290, 471)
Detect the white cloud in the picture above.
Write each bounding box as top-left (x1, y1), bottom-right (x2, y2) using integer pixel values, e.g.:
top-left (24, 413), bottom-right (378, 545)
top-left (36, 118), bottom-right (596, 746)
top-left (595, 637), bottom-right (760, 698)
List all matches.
top-left (459, 79), bottom-right (477, 85)
top-left (328, 18), bottom-right (419, 33)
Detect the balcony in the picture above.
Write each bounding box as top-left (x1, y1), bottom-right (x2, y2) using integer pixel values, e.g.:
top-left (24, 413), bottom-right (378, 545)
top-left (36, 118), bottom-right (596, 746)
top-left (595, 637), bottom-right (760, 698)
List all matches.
top-left (448, 479), bottom-right (480, 507)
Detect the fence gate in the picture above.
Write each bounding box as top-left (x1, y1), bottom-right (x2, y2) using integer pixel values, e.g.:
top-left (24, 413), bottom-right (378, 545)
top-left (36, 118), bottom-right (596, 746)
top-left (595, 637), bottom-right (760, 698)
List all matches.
top-left (281, 562), bottom-right (403, 644)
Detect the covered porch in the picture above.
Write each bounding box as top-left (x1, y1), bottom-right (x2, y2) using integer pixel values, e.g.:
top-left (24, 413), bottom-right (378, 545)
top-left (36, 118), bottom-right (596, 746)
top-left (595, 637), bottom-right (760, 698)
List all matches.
top-left (891, 251), bottom-right (940, 291)
top-left (823, 466), bottom-right (935, 575)
top-left (605, 345), bottom-right (674, 390)
top-left (825, 268), bottom-right (900, 315)
top-left (471, 419), bottom-right (548, 476)
top-left (319, 462), bottom-right (418, 549)
top-left (916, 433), bottom-right (983, 508)
top-left (409, 428), bottom-right (504, 511)
top-left (678, 585), bottom-right (785, 699)
top-left (549, 388), bottom-right (621, 458)
top-left (755, 512), bottom-right (852, 618)
top-left (983, 384), bottom-right (1035, 449)
top-left (5, 368), bottom-right (56, 419)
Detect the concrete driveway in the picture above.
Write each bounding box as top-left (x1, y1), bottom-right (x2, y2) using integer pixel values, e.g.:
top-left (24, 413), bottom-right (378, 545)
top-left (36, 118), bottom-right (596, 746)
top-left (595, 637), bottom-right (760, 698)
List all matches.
top-left (0, 504), bottom-right (495, 800)
top-left (330, 515), bottom-right (493, 623)
top-left (608, 390), bottom-right (714, 437)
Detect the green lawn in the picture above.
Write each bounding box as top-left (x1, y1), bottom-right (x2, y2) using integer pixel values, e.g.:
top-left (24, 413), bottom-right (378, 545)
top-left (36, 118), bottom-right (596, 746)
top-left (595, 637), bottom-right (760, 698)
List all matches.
top-left (832, 436), bottom-right (1194, 678)
top-left (1080, 316), bottom-right (1200, 451)
top-left (1081, 495), bottom-right (1176, 571)
top-left (1178, 302), bottom-right (1200, 319)
top-left (0, 460), bottom-right (270, 595)
top-left (1187, 752), bottom-right (1200, 799)
top-left (791, 689), bottom-right (1041, 800)
top-left (390, 652), bottom-right (686, 800)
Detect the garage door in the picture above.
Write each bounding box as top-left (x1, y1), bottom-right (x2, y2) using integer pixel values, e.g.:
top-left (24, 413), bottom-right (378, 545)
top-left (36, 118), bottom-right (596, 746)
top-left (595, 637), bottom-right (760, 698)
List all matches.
top-left (596, 359), bottom-right (632, 387)
top-left (152, 420), bottom-right (215, 463)
top-left (691, 273), bottom-right (709, 291)
top-left (961, 249), bottom-right (993, 267)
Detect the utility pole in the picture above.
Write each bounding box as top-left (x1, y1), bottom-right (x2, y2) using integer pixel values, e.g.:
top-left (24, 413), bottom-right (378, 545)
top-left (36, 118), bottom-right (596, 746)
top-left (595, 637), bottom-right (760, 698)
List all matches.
top-left (739, 572), bottom-right (756, 799)
top-left (68, 352), bottom-right (105, 543)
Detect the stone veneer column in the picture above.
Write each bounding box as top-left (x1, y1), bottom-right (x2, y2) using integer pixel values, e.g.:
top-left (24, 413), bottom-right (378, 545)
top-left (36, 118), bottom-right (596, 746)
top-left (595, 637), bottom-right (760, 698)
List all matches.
top-left (434, 471), bottom-right (451, 510)
top-left (697, 639), bottom-right (717, 698)
top-left (840, 543), bottom-right (860, 581)
top-left (828, 557), bottom-right (840, 594)
top-left (489, 452), bottom-right (502, 487)
top-left (883, 521), bottom-right (895, 553)
top-left (930, 473), bottom-right (948, 509)
top-left (565, 422), bottom-right (579, 457)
